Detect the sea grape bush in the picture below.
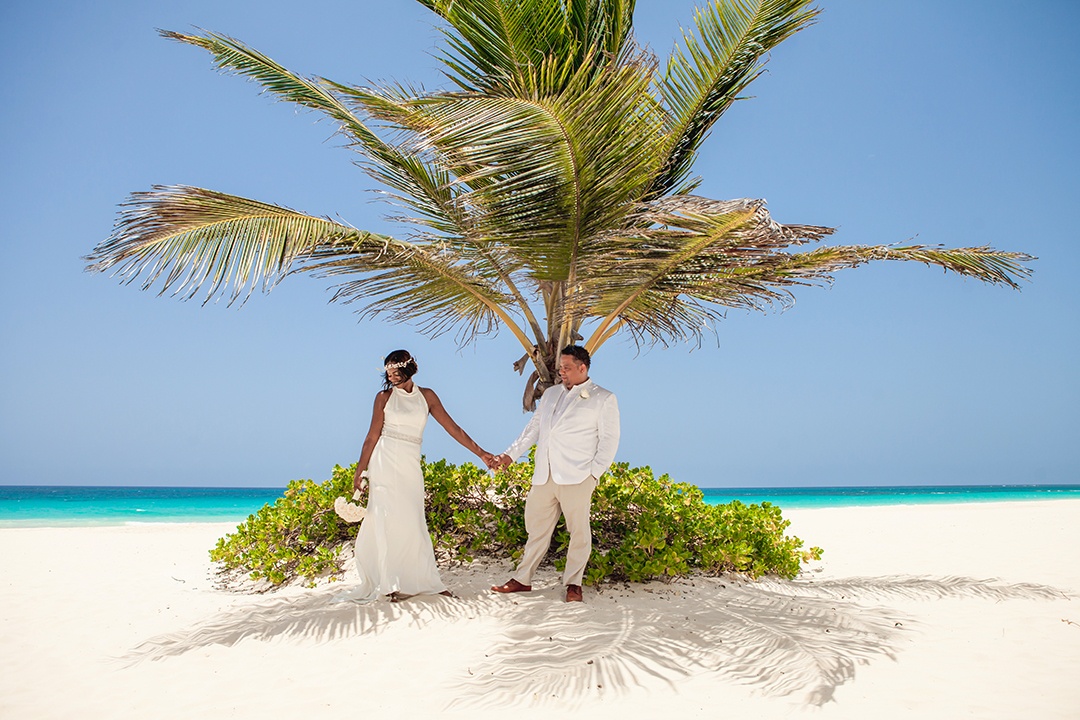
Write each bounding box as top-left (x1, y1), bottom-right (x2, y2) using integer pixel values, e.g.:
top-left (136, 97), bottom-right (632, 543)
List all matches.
top-left (209, 470), bottom-right (355, 586)
top-left (210, 458), bottom-right (821, 588)
top-left (586, 464), bottom-right (820, 583)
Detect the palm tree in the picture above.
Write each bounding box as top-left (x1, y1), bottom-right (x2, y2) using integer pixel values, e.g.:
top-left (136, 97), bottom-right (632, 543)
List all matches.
top-left (86, 0), bottom-right (1032, 410)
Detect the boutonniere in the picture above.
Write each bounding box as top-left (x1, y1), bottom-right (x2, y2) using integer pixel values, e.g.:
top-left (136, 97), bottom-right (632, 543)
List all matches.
top-left (579, 387), bottom-right (590, 399)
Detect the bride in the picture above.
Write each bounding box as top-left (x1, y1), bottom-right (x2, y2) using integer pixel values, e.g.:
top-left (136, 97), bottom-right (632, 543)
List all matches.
top-left (351, 350), bottom-right (495, 601)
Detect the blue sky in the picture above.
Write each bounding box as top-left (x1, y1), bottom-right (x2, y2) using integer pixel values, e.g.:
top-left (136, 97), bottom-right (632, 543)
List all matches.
top-left (1, 0), bottom-right (1077, 488)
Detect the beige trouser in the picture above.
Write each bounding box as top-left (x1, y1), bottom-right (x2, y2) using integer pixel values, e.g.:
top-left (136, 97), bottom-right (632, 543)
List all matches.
top-left (512, 474), bottom-right (597, 587)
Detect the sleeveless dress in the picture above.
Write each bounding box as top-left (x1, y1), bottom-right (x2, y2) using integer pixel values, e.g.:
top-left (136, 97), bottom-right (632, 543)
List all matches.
top-left (352, 385), bottom-right (447, 600)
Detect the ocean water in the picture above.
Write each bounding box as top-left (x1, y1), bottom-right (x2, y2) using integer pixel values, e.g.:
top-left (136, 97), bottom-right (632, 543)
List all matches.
top-left (1, 484), bottom-right (1078, 527)
top-left (0, 486), bottom-right (283, 527)
top-left (700, 484), bottom-right (1080, 509)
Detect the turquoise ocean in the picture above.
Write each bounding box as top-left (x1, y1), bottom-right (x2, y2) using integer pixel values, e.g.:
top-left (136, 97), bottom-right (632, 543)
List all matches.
top-left (1, 484), bottom-right (1078, 527)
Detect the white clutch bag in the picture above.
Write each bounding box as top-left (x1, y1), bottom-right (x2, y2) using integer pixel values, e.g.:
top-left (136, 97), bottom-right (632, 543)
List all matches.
top-left (334, 489), bottom-right (367, 523)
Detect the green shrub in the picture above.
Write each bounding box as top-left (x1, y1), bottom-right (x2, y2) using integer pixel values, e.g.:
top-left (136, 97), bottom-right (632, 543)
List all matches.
top-left (209, 464), bottom-right (357, 587)
top-left (210, 457), bottom-right (821, 588)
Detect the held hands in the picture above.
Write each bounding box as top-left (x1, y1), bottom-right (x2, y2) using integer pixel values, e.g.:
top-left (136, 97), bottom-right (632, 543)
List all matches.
top-left (479, 452), bottom-right (513, 471)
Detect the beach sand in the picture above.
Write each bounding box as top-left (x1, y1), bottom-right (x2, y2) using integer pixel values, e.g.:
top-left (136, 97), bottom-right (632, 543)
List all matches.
top-left (1, 500), bottom-right (1078, 719)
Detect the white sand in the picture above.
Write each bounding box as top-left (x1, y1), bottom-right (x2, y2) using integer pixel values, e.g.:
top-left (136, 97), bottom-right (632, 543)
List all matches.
top-left (1, 500), bottom-right (1078, 719)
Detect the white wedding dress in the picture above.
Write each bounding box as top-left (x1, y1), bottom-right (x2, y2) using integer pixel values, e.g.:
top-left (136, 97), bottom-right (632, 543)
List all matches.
top-left (352, 385), bottom-right (447, 600)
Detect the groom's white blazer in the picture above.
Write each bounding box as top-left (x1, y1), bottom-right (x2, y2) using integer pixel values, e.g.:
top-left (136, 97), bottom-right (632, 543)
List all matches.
top-left (504, 379), bottom-right (620, 485)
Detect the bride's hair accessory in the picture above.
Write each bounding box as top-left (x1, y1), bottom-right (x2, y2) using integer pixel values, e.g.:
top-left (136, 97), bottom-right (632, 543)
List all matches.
top-left (381, 350), bottom-right (417, 390)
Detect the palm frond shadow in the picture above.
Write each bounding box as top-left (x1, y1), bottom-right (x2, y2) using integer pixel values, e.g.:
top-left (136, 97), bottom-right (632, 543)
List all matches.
top-left (452, 580), bottom-right (904, 708)
top-left (117, 572), bottom-right (1071, 707)
top-left (451, 573), bottom-right (1073, 708)
top-left (774, 574), bottom-right (1074, 603)
top-left (115, 589), bottom-right (486, 667)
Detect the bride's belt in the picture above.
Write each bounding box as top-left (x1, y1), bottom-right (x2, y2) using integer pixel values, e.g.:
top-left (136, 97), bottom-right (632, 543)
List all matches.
top-left (381, 429), bottom-right (422, 445)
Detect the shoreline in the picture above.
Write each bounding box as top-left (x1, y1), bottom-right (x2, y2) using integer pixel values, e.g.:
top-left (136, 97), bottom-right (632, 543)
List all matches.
top-left (1, 502), bottom-right (1078, 718)
top-left (4, 492), bottom-right (1079, 528)
top-left (0, 517), bottom-right (254, 529)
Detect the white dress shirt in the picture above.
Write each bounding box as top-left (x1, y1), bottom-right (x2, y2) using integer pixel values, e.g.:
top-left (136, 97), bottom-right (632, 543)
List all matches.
top-left (504, 378), bottom-right (620, 485)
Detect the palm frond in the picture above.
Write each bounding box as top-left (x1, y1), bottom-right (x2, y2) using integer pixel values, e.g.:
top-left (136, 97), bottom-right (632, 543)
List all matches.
top-left (584, 221), bottom-right (1033, 349)
top-left (580, 196), bottom-right (830, 348)
top-left (332, 80), bottom-right (565, 348)
top-left (578, 191), bottom-right (1032, 349)
top-left (161, 29), bottom-right (433, 197)
top-left (166, 29), bottom-right (525, 245)
top-left (651, 0), bottom-right (819, 196)
top-left (299, 236), bottom-right (536, 347)
top-left (731, 243), bottom-right (1036, 292)
top-left (373, 53), bottom-right (665, 281)
top-left (423, 0), bottom-right (579, 94)
top-left (421, 0), bottom-right (639, 95)
top-left (160, 30), bottom-right (373, 144)
top-left (566, 0), bottom-right (637, 60)
top-left (85, 185), bottom-right (371, 305)
top-left (85, 185), bottom-right (539, 348)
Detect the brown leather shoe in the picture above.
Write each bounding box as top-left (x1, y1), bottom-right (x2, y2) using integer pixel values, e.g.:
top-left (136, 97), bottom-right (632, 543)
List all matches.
top-left (491, 578), bottom-right (532, 593)
top-left (565, 584), bottom-right (583, 602)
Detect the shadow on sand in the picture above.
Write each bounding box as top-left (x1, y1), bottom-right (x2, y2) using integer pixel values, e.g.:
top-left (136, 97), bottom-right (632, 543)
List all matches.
top-left (119, 571), bottom-right (1071, 707)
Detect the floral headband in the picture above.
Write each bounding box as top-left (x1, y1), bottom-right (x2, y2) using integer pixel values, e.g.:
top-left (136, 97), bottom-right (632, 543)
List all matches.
top-left (385, 360), bottom-right (412, 370)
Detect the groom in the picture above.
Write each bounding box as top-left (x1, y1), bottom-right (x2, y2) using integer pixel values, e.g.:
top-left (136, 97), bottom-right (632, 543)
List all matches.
top-left (491, 345), bottom-right (620, 602)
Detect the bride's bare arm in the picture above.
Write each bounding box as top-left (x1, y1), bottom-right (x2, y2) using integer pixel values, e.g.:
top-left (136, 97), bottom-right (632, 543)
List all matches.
top-left (354, 390), bottom-right (391, 490)
top-left (421, 388), bottom-right (496, 468)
